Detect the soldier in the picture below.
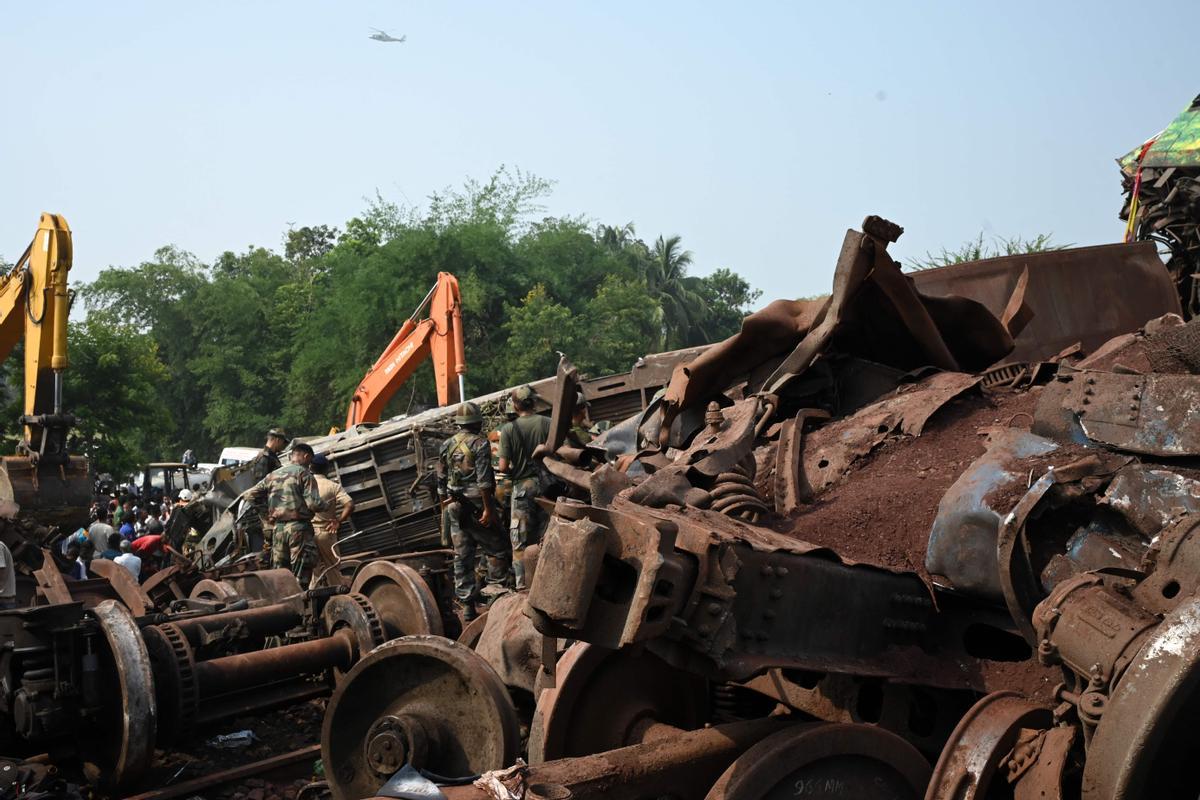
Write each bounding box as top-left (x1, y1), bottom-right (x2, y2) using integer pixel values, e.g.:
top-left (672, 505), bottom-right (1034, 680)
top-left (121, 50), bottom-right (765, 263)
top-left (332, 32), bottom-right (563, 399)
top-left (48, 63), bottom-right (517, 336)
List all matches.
top-left (496, 385), bottom-right (551, 590)
top-left (247, 427), bottom-right (290, 557)
top-left (438, 402), bottom-right (509, 620)
top-left (309, 453), bottom-right (354, 588)
top-left (253, 428), bottom-right (290, 481)
top-left (244, 441), bottom-right (328, 585)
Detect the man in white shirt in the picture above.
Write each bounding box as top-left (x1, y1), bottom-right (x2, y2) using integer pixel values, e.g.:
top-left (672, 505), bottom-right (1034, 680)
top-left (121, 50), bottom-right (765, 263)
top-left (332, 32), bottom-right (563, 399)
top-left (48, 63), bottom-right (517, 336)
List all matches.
top-left (88, 512), bottom-right (116, 552)
top-left (114, 539), bottom-right (141, 580)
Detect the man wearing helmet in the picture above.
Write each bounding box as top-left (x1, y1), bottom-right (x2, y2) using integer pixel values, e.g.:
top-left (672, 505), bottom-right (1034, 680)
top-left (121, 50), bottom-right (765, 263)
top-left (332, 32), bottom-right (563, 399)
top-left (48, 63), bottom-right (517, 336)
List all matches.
top-left (438, 402), bottom-right (508, 620)
top-left (244, 441), bottom-right (328, 585)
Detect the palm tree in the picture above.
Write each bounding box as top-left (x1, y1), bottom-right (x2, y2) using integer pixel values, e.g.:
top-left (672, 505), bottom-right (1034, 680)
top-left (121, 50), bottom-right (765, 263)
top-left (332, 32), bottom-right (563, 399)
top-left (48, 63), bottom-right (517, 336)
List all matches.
top-left (645, 235), bottom-right (707, 349)
top-left (597, 222), bottom-right (637, 251)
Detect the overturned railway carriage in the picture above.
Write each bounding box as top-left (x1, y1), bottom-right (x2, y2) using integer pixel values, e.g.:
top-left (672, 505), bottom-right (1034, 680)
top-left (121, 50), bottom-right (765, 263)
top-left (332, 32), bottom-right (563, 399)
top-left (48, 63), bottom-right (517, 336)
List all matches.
top-left (304, 347), bottom-right (710, 560)
top-left (321, 220), bottom-right (1200, 800)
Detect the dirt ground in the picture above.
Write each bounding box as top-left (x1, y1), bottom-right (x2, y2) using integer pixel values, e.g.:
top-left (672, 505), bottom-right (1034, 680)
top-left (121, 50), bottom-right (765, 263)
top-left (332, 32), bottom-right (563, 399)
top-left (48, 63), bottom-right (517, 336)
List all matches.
top-left (768, 386), bottom-right (1043, 579)
top-left (132, 698), bottom-right (326, 799)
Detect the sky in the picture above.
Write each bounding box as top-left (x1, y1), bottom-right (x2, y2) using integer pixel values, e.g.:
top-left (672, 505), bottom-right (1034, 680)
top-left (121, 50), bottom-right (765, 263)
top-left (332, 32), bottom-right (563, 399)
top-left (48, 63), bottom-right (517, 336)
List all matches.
top-left (2, 1), bottom-right (1196, 302)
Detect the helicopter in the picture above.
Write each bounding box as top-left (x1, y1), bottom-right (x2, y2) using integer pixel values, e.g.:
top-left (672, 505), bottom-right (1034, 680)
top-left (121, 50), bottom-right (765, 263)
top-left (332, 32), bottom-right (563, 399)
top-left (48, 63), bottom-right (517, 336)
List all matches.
top-left (369, 28), bottom-right (406, 43)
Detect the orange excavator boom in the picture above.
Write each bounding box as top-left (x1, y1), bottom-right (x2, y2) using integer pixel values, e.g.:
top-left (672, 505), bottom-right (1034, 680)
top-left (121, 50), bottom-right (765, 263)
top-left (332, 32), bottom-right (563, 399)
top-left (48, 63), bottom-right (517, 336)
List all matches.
top-left (344, 272), bottom-right (466, 428)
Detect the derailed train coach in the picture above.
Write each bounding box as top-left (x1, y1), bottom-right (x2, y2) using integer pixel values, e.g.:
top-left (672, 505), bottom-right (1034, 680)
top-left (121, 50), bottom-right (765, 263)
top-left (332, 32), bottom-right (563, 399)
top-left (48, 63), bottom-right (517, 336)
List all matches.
top-left (320, 218), bottom-right (1200, 800)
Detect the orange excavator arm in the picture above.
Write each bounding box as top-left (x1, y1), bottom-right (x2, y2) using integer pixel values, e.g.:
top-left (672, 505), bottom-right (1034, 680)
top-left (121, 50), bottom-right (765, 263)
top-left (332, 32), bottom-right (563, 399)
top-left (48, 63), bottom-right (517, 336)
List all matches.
top-left (345, 272), bottom-right (466, 428)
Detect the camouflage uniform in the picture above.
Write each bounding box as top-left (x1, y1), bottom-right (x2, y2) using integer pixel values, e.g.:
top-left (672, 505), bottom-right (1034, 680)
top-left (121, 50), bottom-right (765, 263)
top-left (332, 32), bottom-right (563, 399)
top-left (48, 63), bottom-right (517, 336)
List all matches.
top-left (438, 430), bottom-right (510, 605)
top-left (497, 412), bottom-right (552, 590)
top-left (244, 463), bottom-right (328, 585)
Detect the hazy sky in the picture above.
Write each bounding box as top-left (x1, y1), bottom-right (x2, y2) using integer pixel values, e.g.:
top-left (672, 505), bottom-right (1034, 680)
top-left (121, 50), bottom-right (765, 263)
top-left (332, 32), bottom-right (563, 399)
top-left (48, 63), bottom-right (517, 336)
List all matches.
top-left (2, 1), bottom-right (1195, 301)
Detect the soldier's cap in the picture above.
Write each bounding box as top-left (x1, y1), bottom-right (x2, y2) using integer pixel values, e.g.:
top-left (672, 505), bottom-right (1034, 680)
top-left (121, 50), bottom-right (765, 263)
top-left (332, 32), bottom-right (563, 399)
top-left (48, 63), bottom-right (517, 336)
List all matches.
top-left (292, 441), bottom-right (315, 457)
top-left (267, 428), bottom-right (290, 442)
top-left (512, 385), bottom-right (537, 408)
top-left (454, 401), bottom-right (482, 426)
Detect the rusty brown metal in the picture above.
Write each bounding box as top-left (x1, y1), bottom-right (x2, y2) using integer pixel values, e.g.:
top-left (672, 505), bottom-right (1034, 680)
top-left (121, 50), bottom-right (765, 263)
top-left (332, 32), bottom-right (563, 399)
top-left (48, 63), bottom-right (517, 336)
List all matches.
top-left (528, 643), bottom-right (709, 764)
top-left (1012, 726), bottom-right (1075, 800)
top-left (911, 241), bottom-right (1181, 364)
top-left (705, 721), bottom-right (931, 800)
top-left (772, 408), bottom-right (830, 513)
top-left (169, 602), bottom-right (302, 648)
top-left (349, 559), bottom-right (443, 638)
top-left (473, 592), bottom-right (545, 695)
top-left (435, 718), bottom-right (787, 800)
top-left (926, 692), bottom-right (1052, 800)
top-left (323, 635), bottom-right (520, 800)
top-left (193, 633), bottom-right (354, 697)
top-left (87, 558), bottom-right (157, 616)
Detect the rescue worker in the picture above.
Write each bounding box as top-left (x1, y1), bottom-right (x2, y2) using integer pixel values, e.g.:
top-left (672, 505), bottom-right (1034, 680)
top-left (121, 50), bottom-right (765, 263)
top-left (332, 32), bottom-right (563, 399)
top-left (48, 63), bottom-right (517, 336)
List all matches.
top-left (488, 397), bottom-right (517, 539)
top-left (247, 428), bottom-right (290, 557)
top-left (254, 428), bottom-right (290, 480)
top-left (496, 386), bottom-right (551, 590)
top-left (244, 441), bottom-right (328, 586)
top-left (438, 402), bottom-right (509, 620)
top-left (310, 453), bottom-right (354, 587)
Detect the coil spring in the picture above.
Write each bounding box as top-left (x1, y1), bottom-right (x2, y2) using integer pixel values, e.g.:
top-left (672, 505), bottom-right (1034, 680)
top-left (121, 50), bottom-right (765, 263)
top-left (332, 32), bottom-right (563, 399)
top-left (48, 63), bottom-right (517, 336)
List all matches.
top-left (709, 460), bottom-right (770, 523)
top-left (19, 646), bottom-right (54, 688)
top-left (710, 682), bottom-right (774, 724)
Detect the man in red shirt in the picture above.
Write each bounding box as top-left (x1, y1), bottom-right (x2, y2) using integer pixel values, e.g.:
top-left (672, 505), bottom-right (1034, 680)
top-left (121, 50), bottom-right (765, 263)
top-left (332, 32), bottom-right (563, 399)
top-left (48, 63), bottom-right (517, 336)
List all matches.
top-left (130, 534), bottom-right (164, 558)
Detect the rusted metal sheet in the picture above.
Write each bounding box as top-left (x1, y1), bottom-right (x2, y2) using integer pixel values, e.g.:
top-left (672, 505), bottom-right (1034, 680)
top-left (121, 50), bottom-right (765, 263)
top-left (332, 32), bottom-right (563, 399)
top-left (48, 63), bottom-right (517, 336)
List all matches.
top-left (925, 429), bottom-right (1059, 602)
top-left (1034, 368), bottom-right (1200, 456)
top-left (801, 371), bottom-right (981, 497)
top-left (911, 242), bottom-right (1181, 364)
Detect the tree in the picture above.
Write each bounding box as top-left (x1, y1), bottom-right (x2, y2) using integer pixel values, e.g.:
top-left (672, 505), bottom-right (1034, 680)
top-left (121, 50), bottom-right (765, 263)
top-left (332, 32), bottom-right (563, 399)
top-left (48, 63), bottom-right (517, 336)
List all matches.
top-left (284, 224), bottom-right (339, 265)
top-left (64, 314), bottom-right (171, 476)
top-left (645, 235), bottom-right (706, 349)
top-left (78, 169), bottom-right (762, 452)
top-left (906, 233), bottom-right (1069, 271)
top-left (501, 285), bottom-right (579, 383)
top-left (691, 268), bottom-right (763, 344)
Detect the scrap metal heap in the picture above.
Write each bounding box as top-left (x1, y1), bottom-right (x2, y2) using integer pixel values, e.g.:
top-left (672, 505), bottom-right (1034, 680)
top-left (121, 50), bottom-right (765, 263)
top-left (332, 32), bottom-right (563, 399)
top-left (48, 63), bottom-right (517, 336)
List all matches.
top-left (320, 218), bottom-right (1200, 800)
top-left (0, 542), bottom-right (457, 793)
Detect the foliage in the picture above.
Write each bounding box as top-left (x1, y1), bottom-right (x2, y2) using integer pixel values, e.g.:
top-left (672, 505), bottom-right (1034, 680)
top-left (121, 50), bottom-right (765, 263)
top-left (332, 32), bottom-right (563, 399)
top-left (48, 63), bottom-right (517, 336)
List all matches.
top-left (64, 315), bottom-right (172, 476)
top-left (76, 169), bottom-right (761, 471)
top-left (906, 233), bottom-right (1070, 271)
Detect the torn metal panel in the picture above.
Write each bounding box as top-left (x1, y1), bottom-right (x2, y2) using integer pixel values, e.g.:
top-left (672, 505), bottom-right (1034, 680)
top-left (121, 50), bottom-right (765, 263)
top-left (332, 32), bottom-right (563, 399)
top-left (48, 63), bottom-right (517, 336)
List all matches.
top-left (911, 241), bottom-right (1181, 364)
top-left (1034, 368), bottom-right (1200, 456)
top-left (801, 372), bottom-right (981, 495)
top-left (1099, 465), bottom-right (1200, 539)
top-left (925, 429), bottom-right (1060, 602)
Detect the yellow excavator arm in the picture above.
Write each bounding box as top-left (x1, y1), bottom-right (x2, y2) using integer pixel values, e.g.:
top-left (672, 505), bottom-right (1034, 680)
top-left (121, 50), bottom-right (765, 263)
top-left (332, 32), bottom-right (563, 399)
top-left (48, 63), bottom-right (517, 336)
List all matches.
top-left (0, 214), bottom-right (88, 526)
top-left (0, 213), bottom-right (72, 444)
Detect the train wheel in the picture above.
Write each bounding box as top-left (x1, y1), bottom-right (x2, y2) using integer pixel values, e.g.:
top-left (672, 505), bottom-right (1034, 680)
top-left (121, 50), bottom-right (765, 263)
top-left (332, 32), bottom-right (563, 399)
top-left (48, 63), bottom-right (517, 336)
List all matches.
top-left (706, 722), bottom-right (930, 800)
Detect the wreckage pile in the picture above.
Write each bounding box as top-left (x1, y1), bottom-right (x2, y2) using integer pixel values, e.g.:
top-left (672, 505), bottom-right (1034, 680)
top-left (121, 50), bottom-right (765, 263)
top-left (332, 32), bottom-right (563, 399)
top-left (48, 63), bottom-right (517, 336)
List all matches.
top-left (314, 216), bottom-right (1200, 800)
top-left (3, 215), bottom-right (1200, 800)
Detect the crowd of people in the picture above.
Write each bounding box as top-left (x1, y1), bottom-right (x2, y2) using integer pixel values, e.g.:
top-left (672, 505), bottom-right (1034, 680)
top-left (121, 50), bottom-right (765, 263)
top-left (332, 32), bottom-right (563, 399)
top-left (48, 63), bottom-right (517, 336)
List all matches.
top-left (62, 489), bottom-right (193, 582)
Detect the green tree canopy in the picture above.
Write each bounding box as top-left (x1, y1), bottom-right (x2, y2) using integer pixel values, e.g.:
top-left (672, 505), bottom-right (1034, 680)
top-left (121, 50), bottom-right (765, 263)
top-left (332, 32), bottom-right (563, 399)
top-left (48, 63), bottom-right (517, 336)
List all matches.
top-left (74, 168), bottom-right (761, 471)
